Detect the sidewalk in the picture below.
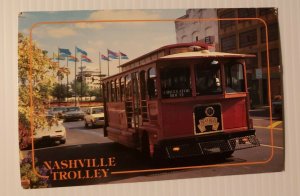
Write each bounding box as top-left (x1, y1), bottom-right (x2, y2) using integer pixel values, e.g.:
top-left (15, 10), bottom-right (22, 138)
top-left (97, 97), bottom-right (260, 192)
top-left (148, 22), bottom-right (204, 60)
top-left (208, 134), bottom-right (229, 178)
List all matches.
top-left (249, 106), bottom-right (283, 120)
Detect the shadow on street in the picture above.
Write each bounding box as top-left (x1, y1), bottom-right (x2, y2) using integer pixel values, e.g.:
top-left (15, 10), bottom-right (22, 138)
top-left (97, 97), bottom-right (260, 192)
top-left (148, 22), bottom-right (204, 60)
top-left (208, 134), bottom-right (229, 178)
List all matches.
top-left (27, 142), bottom-right (240, 187)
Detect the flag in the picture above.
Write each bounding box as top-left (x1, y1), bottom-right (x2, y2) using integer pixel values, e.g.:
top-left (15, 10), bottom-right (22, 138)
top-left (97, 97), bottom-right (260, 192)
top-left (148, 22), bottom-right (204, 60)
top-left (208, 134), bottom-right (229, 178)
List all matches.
top-left (76, 47), bottom-right (87, 55)
top-left (68, 55), bottom-right (79, 62)
top-left (108, 49), bottom-right (119, 59)
top-left (101, 54), bottom-right (110, 61)
top-left (53, 53), bottom-right (65, 60)
top-left (81, 55), bottom-right (92, 63)
top-left (59, 48), bottom-right (71, 56)
top-left (119, 51), bottom-right (129, 59)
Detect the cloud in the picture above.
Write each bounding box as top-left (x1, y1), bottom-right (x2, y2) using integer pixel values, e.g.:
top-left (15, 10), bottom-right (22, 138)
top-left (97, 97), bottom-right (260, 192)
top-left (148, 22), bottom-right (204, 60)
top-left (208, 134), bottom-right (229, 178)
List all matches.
top-left (88, 10), bottom-right (161, 22)
top-left (74, 22), bottom-right (103, 29)
top-left (73, 10), bottom-right (161, 29)
top-left (46, 27), bottom-right (77, 38)
top-left (32, 26), bottom-right (77, 39)
top-left (87, 40), bottom-right (104, 48)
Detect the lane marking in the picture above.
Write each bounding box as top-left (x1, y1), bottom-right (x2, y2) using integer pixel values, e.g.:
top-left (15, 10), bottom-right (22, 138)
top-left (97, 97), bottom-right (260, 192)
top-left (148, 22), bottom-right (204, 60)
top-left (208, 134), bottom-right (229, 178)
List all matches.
top-left (252, 118), bottom-right (268, 121)
top-left (260, 144), bottom-right (284, 150)
top-left (267, 121), bottom-right (282, 128)
top-left (254, 126), bottom-right (283, 131)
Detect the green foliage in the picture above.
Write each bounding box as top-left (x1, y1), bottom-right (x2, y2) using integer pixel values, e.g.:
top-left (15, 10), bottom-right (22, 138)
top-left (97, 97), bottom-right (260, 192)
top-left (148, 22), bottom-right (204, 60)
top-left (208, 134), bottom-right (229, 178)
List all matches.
top-left (20, 152), bottom-right (49, 188)
top-left (88, 87), bottom-right (101, 97)
top-left (18, 33), bottom-right (59, 149)
top-left (87, 87), bottom-right (103, 101)
top-left (71, 80), bottom-right (90, 97)
top-left (51, 83), bottom-right (72, 100)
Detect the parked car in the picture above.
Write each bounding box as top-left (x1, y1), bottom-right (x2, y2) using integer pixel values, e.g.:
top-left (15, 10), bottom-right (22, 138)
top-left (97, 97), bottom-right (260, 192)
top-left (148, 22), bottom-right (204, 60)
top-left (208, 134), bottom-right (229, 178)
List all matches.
top-left (84, 106), bottom-right (105, 128)
top-left (48, 106), bottom-right (66, 119)
top-left (33, 115), bottom-right (66, 144)
top-left (62, 106), bottom-right (85, 121)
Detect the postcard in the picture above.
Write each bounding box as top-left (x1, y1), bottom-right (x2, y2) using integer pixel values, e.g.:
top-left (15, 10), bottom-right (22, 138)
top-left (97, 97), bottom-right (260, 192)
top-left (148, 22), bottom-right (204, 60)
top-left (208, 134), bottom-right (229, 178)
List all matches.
top-left (18, 8), bottom-right (284, 189)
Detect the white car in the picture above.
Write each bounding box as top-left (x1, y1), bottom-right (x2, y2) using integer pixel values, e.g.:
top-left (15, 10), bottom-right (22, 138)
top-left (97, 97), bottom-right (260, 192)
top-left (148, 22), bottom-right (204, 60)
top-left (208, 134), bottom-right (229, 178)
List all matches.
top-left (33, 115), bottom-right (66, 144)
top-left (84, 106), bottom-right (105, 128)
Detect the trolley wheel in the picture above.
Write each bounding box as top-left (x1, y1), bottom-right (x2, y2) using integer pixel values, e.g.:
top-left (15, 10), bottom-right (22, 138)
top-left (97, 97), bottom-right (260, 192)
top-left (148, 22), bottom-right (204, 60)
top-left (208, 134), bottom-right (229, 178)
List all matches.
top-left (221, 140), bottom-right (236, 158)
top-left (141, 132), bottom-right (151, 159)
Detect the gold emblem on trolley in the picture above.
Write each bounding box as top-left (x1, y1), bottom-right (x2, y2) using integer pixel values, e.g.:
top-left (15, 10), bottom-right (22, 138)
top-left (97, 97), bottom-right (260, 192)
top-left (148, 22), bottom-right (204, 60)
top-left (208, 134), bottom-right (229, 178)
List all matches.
top-left (198, 107), bottom-right (219, 133)
top-left (205, 106), bottom-right (215, 117)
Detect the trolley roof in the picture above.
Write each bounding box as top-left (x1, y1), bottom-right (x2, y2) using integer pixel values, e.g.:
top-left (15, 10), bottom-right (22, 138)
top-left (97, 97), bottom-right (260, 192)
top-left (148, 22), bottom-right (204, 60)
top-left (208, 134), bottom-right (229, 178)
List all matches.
top-left (159, 50), bottom-right (256, 60)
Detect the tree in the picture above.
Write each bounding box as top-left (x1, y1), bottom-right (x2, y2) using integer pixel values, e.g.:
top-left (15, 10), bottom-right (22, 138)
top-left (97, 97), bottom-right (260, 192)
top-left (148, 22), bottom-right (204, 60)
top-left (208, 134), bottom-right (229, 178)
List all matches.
top-left (88, 87), bottom-right (102, 101)
top-left (71, 80), bottom-right (89, 98)
top-left (18, 33), bottom-right (59, 149)
top-left (51, 83), bottom-right (72, 101)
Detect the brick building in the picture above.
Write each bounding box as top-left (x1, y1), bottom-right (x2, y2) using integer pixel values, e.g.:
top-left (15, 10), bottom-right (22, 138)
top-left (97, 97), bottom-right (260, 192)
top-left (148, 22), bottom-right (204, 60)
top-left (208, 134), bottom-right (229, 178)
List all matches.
top-left (175, 8), bottom-right (282, 106)
top-left (218, 8), bottom-right (281, 106)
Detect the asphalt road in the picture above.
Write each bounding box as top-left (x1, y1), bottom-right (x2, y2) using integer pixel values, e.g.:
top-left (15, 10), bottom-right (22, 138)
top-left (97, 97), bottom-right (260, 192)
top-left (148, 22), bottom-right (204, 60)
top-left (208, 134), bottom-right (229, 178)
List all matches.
top-left (26, 117), bottom-right (284, 187)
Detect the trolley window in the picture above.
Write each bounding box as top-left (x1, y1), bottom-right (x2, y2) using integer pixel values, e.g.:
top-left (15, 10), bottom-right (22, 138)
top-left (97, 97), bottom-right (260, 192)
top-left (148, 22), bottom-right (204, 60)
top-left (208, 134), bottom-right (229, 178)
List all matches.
top-left (160, 65), bottom-right (192, 98)
top-left (107, 82), bottom-right (111, 102)
top-left (111, 80), bottom-right (115, 102)
top-left (120, 77), bottom-right (125, 101)
top-left (195, 60), bottom-right (222, 95)
top-left (125, 74), bottom-right (132, 100)
top-left (115, 79), bottom-right (120, 102)
top-left (225, 63), bottom-right (245, 93)
top-left (147, 68), bottom-right (157, 99)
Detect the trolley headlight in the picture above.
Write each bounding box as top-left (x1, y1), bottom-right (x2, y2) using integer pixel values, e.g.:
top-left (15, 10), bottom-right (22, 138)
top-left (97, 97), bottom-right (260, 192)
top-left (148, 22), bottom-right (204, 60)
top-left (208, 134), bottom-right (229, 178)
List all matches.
top-left (172, 147), bottom-right (181, 152)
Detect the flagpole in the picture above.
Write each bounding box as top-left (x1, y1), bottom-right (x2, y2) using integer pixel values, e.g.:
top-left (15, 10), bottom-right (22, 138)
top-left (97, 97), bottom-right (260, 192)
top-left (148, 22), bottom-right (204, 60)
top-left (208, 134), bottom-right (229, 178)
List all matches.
top-left (58, 47), bottom-right (61, 106)
top-left (118, 51), bottom-right (121, 73)
top-left (99, 52), bottom-right (102, 100)
top-left (74, 47), bottom-right (77, 106)
top-left (99, 52), bottom-right (101, 75)
top-left (66, 56), bottom-right (69, 104)
top-left (107, 49), bottom-right (110, 76)
top-left (80, 56), bottom-right (83, 102)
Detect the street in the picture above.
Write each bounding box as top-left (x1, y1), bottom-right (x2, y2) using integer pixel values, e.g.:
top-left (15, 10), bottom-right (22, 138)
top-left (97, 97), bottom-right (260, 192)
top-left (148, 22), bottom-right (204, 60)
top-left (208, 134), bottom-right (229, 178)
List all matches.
top-left (25, 116), bottom-right (284, 187)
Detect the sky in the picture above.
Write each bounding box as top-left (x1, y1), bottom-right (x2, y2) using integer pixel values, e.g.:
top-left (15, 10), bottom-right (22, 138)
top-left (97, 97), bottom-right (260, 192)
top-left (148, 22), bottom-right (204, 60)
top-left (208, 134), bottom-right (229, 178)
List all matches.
top-left (18, 10), bottom-right (186, 82)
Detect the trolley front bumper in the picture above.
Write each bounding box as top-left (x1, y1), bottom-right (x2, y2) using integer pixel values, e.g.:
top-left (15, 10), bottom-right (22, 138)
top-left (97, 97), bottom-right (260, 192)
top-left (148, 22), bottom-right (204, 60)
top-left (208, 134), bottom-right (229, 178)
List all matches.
top-left (156, 129), bottom-right (260, 159)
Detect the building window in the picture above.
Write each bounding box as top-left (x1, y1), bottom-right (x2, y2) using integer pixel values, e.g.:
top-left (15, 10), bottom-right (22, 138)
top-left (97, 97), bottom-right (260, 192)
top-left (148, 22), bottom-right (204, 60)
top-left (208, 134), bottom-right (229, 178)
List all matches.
top-left (219, 10), bottom-right (236, 29)
top-left (261, 48), bottom-right (280, 67)
top-left (261, 23), bottom-right (279, 43)
top-left (192, 31), bottom-right (200, 42)
top-left (245, 53), bottom-right (258, 69)
top-left (181, 35), bottom-right (188, 42)
top-left (221, 35), bottom-right (237, 51)
top-left (238, 8), bottom-right (256, 22)
top-left (259, 8), bottom-right (275, 16)
top-left (239, 29), bottom-right (257, 48)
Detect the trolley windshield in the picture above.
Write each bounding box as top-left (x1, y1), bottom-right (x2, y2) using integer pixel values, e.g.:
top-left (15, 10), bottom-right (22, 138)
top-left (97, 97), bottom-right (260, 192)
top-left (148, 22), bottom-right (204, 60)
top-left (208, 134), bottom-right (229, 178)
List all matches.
top-left (159, 59), bottom-right (246, 99)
